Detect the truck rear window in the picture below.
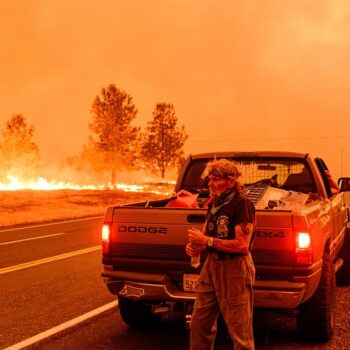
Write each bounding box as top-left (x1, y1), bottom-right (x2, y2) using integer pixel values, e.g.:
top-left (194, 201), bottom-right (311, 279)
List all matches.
top-left (181, 157), bottom-right (317, 195)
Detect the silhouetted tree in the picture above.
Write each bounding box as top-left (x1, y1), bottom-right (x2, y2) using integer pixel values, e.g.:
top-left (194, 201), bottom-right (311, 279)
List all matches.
top-left (88, 84), bottom-right (140, 185)
top-left (65, 137), bottom-right (109, 177)
top-left (140, 103), bottom-right (188, 178)
top-left (0, 114), bottom-right (40, 179)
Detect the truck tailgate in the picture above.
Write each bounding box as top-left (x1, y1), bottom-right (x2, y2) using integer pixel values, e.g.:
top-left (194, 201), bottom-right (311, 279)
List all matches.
top-left (110, 207), bottom-right (207, 260)
top-left (253, 210), bottom-right (294, 279)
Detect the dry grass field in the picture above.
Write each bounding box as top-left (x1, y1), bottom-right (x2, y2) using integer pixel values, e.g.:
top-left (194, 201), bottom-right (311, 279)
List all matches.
top-left (0, 188), bottom-right (169, 228)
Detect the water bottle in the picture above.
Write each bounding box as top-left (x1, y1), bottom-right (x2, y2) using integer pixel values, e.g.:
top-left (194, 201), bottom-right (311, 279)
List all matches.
top-left (191, 254), bottom-right (201, 268)
top-left (191, 244), bottom-right (201, 268)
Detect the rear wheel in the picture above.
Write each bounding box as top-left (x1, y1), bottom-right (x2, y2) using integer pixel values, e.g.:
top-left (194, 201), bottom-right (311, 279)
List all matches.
top-left (337, 228), bottom-right (350, 285)
top-left (118, 296), bottom-right (162, 329)
top-left (296, 254), bottom-right (335, 342)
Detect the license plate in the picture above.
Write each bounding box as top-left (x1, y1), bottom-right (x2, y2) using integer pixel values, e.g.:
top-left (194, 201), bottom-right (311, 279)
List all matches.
top-left (183, 274), bottom-right (200, 292)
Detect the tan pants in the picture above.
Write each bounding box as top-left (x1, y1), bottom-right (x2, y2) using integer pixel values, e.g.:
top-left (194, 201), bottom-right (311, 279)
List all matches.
top-left (190, 253), bottom-right (255, 350)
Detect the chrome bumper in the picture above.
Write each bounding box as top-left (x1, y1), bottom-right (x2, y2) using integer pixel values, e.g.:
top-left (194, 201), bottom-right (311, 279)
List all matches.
top-left (253, 280), bottom-right (306, 308)
top-left (102, 266), bottom-right (196, 302)
top-left (102, 266), bottom-right (311, 309)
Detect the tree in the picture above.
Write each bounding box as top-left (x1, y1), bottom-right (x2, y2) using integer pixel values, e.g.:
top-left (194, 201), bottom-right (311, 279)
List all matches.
top-left (140, 103), bottom-right (188, 178)
top-left (0, 114), bottom-right (40, 179)
top-left (88, 84), bottom-right (140, 185)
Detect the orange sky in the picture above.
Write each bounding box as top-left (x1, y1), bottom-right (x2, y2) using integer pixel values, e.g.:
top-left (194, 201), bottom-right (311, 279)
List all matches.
top-left (1, 0), bottom-right (350, 178)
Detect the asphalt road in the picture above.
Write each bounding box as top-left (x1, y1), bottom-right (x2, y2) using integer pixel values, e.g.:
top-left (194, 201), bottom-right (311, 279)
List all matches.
top-left (0, 218), bottom-right (350, 350)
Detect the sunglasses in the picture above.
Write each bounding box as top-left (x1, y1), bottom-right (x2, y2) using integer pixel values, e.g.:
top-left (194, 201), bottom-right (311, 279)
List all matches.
top-left (208, 167), bottom-right (235, 179)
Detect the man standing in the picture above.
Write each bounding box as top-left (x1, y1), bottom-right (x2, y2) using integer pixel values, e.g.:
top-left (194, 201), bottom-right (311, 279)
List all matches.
top-left (186, 158), bottom-right (256, 350)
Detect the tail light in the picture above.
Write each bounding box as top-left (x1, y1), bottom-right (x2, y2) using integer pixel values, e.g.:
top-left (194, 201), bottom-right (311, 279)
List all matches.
top-left (295, 230), bottom-right (313, 265)
top-left (102, 222), bottom-right (111, 254)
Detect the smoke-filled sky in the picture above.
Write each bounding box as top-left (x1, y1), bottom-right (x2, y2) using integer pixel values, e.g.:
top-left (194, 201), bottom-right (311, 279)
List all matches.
top-left (1, 0), bottom-right (350, 178)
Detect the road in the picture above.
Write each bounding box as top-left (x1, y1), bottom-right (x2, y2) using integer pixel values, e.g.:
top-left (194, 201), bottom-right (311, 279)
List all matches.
top-left (0, 218), bottom-right (350, 350)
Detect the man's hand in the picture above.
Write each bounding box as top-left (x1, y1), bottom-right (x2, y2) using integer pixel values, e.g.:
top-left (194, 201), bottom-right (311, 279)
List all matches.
top-left (188, 227), bottom-right (208, 246)
top-left (186, 227), bottom-right (206, 257)
top-left (185, 242), bottom-right (204, 257)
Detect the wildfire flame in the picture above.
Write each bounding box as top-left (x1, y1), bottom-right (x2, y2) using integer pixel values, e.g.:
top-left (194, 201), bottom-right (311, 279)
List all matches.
top-left (0, 175), bottom-right (174, 195)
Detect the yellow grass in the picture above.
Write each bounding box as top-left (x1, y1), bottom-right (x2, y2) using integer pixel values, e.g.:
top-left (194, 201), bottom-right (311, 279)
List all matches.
top-left (0, 189), bottom-right (166, 228)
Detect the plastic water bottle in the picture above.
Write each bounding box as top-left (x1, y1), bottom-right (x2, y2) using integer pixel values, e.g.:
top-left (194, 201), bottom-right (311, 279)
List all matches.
top-left (191, 244), bottom-right (201, 268)
top-left (191, 254), bottom-right (201, 268)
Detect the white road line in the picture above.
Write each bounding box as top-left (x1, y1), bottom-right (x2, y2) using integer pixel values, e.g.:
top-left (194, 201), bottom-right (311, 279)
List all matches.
top-left (3, 300), bottom-right (118, 350)
top-left (0, 232), bottom-right (66, 246)
top-left (0, 216), bottom-right (104, 233)
top-left (0, 246), bottom-right (101, 275)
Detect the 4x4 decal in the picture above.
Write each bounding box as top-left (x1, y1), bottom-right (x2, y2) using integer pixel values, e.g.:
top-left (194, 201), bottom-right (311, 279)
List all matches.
top-left (255, 230), bottom-right (284, 238)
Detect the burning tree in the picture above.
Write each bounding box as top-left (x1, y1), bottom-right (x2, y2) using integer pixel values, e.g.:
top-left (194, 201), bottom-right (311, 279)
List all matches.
top-left (88, 84), bottom-right (140, 185)
top-left (140, 103), bottom-right (188, 178)
top-left (0, 114), bottom-right (40, 180)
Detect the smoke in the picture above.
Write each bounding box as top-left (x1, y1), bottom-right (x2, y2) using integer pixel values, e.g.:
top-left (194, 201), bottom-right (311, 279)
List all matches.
top-left (1, 1), bottom-right (350, 178)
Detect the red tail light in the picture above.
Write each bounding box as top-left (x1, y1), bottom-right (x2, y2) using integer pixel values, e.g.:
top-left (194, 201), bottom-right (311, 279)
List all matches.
top-left (102, 223), bottom-right (111, 254)
top-left (295, 230), bottom-right (313, 265)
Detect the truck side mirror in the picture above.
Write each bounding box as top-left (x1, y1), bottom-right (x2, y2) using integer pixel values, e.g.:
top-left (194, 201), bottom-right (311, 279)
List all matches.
top-left (338, 177), bottom-right (350, 192)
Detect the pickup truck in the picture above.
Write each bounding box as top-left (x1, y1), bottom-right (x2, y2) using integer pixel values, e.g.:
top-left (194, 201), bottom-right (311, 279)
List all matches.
top-left (101, 151), bottom-right (350, 343)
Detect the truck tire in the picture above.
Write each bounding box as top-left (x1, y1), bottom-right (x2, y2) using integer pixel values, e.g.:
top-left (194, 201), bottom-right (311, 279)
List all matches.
top-left (337, 228), bottom-right (350, 285)
top-left (118, 296), bottom-right (162, 329)
top-left (296, 254), bottom-right (335, 343)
